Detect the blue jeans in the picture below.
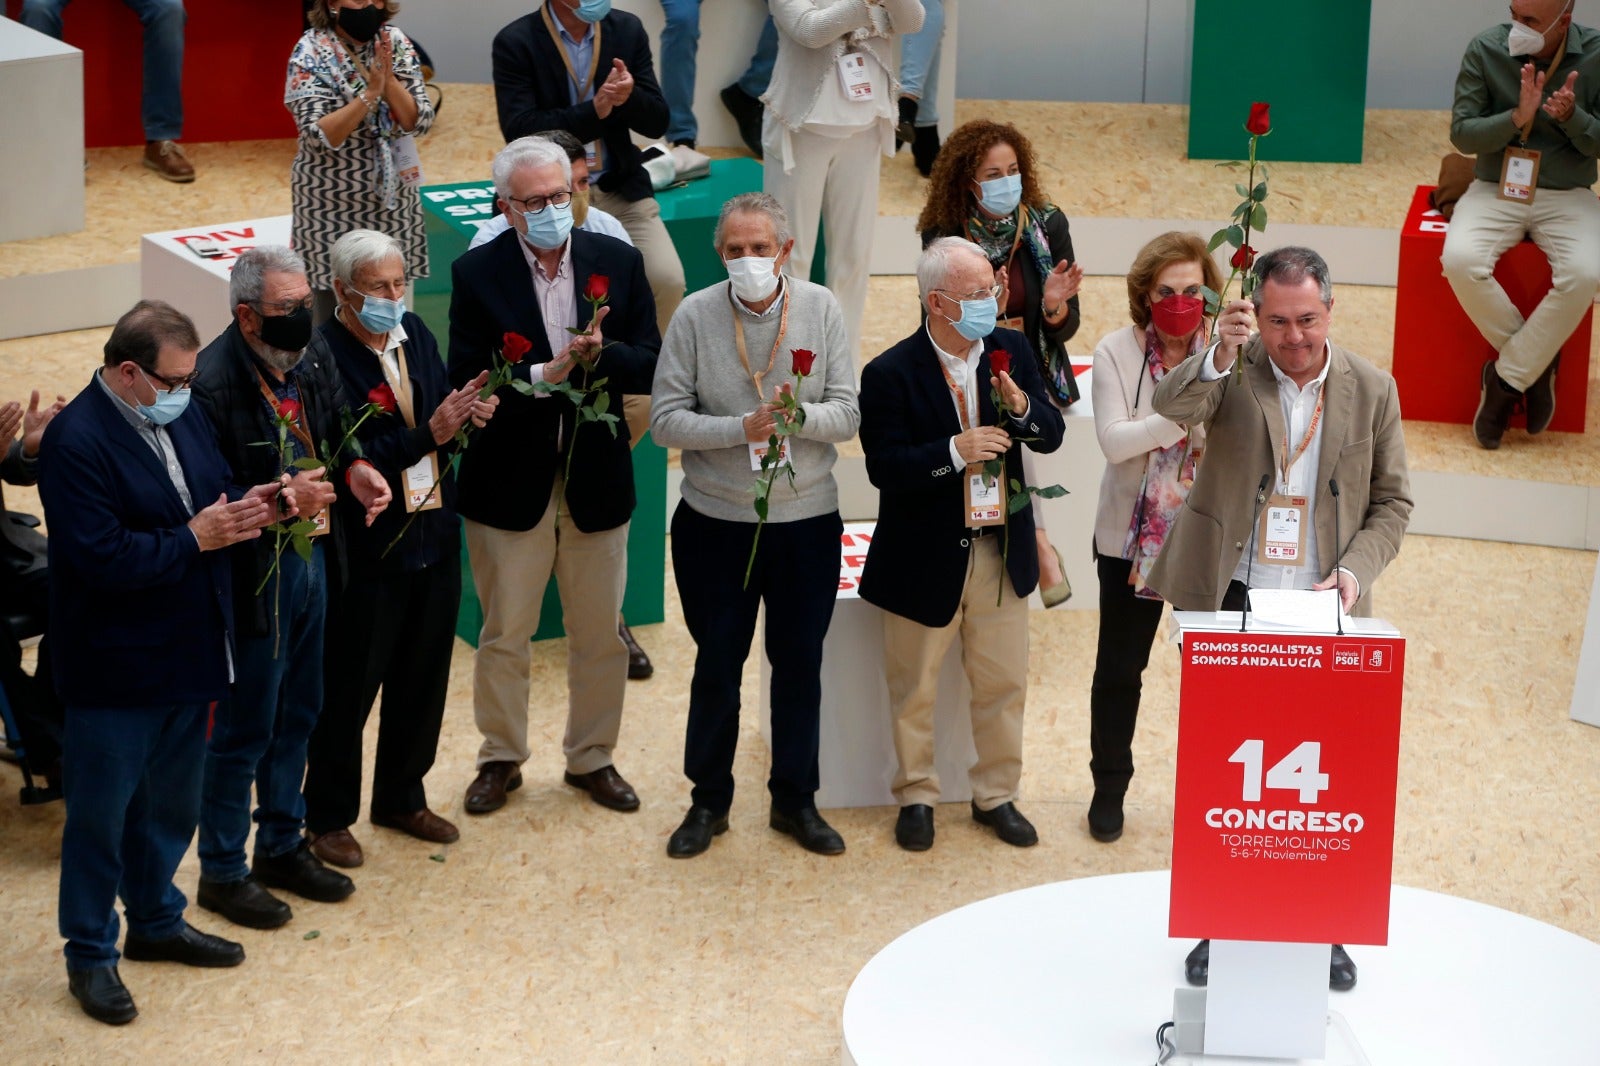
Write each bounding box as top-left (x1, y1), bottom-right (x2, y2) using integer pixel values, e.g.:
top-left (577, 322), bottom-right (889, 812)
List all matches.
top-left (20, 0), bottom-right (186, 141)
top-left (898, 0), bottom-right (944, 126)
top-left (58, 702), bottom-right (206, 971)
top-left (658, 1), bottom-right (777, 144)
top-left (199, 545), bottom-right (326, 883)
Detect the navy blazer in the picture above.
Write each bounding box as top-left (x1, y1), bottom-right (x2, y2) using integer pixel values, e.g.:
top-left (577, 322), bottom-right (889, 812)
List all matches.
top-left (38, 375), bottom-right (236, 708)
top-left (447, 227), bottom-right (659, 533)
top-left (858, 328), bottom-right (1066, 628)
top-left (491, 8), bottom-right (669, 203)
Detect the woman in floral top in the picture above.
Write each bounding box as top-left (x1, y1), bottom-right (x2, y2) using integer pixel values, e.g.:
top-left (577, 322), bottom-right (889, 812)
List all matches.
top-left (287, 1), bottom-right (434, 324)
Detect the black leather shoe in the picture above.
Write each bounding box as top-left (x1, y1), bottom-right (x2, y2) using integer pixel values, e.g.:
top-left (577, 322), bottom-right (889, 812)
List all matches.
top-left (971, 800), bottom-right (1038, 847)
top-left (1525, 355), bottom-right (1558, 435)
top-left (123, 923), bottom-right (244, 967)
top-left (895, 95), bottom-right (917, 149)
top-left (666, 805), bottom-right (729, 859)
top-left (1087, 788), bottom-right (1125, 843)
top-left (1330, 944), bottom-right (1357, 991)
top-left (1185, 939), bottom-right (1210, 986)
top-left (68, 966), bottom-right (137, 1025)
top-left (719, 83), bottom-right (764, 158)
top-left (253, 842), bottom-right (355, 903)
top-left (564, 765), bottom-right (641, 812)
top-left (911, 124), bottom-right (942, 177)
top-left (1474, 359), bottom-right (1519, 450)
top-left (894, 804), bottom-right (934, 851)
top-left (619, 620), bottom-right (653, 680)
top-left (769, 804), bottom-right (845, 855)
top-left (197, 874), bottom-right (292, 930)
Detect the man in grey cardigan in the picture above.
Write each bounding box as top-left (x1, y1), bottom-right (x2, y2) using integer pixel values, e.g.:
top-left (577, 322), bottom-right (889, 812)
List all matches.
top-left (650, 192), bottom-right (860, 858)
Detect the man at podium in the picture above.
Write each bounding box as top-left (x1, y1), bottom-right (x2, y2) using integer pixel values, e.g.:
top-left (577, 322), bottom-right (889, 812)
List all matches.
top-left (1146, 245), bottom-right (1414, 988)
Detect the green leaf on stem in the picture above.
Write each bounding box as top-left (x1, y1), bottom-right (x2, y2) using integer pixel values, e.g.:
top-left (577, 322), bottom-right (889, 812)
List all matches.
top-left (1226, 224), bottom-right (1245, 248)
top-left (288, 519), bottom-right (319, 536)
top-left (754, 496), bottom-right (768, 521)
top-left (1252, 182), bottom-right (1268, 202)
top-left (290, 456), bottom-right (325, 471)
top-left (592, 391), bottom-right (610, 415)
top-left (1250, 203), bottom-right (1267, 231)
top-left (1214, 160), bottom-right (1244, 169)
top-left (291, 535), bottom-right (314, 564)
top-left (1207, 230), bottom-right (1230, 254)
top-left (1200, 284), bottom-right (1222, 314)
top-left (510, 380), bottom-right (536, 396)
top-left (1007, 492), bottom-right (1031, 515)
top-left (1033, 484), bottom-right (1069, 499)
top-left (1235, 183), bottom-right (1249, 198)
top-left (982, 457), bottom-right (1003, 481)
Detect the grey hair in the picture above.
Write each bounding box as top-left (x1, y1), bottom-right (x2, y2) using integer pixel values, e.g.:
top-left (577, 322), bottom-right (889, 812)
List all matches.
top-left (533, 128), bottom-right (586, 162)
top-left (492, 136), bottom-right (571, 198)
top-left (1251, 246), bottom-right (1334, 308)
top-left (230, 245), bottom-right (307, 308)
top-left (330, 229), bottom-right (406, 288)
top-left (713, 192), bottom-right (792, 249)
top-left (916, 236), bottom-right (988, 300)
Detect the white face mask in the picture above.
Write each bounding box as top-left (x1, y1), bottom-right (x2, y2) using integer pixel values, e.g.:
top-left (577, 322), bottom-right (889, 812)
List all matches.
top-left (725, 256), bottom-right (780, 303)
top-left (1509, 0), bottom-right (1571, 56)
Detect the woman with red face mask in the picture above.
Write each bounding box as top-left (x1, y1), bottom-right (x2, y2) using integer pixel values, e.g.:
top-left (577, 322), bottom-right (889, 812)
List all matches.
top-left (1086, 231), bottom-right (1221, 844)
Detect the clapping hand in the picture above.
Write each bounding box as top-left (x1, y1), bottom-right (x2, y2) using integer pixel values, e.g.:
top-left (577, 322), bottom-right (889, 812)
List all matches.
top-left (20, 390), bottom-right (66, 458)
top-left (594, 59), bottom-right (633, 119)
top-left (429, 371), bottom-right (499, 444)
top-left (1043, 260), bottom-right (1084, 316)
top-left (0, 401), bottom-right (21, 445)
top-left (1513, 62), bottom-right (1549, 128)
top-left (1544, 70), bottom-right (1579, 123)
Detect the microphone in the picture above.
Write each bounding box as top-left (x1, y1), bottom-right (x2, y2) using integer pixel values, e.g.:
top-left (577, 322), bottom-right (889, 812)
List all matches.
top-left (1328, 478), bottom-right (1345, 636)
top-left (1239, 473), bottom-right (1272, 633)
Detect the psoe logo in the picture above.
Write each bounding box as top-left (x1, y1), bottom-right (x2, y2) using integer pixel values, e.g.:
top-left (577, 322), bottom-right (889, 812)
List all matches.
top-left (1332, 645), bottom-right (1363, 671)
top-left (1362, 644), bottom-right (1392, 673)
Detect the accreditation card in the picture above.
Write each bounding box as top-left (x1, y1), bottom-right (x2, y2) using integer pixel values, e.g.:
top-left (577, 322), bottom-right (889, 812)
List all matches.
top-left (1257, 493), bottom-right (1307, 564)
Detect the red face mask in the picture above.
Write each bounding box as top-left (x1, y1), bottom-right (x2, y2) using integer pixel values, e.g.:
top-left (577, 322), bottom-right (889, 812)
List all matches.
top-left (1150, 293), bottom-right (1205, 338)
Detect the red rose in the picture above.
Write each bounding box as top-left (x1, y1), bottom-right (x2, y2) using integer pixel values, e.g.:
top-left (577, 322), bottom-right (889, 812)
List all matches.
top-left (790, 348), bottom-right (816, 377)
top-left (1246, 102), bottom-right (1271, 137)
top-left (1231, 245), bottom-right (1257, 270)
top-left (367, 383), bottom-right (397, 414)
top-left (583, 274), bottom-right (610, 302)
top-left (501, 332), bottom-right (532, 365)
top-left (276, 398), bottom-right (301, 424)
top-left (988, 347), bottom-right (1012, 377)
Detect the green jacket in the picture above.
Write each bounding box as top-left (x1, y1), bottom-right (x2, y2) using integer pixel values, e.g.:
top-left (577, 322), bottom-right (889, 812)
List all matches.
top-left (1451, 22), bottom-right (1600, 190)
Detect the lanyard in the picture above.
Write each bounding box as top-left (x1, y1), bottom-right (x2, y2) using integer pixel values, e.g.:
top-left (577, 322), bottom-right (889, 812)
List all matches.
top-left (541, 4), bottom-right (603, 100)
top-left (377, 342), bottom-right (418, 428)
top-left (730, 284), bottom-right (790, 401)
top-left (935, 350), bottom-right (976, 433)
top-left (1278, 385), bottom-right (1324, 488)
top-left (254, 369), bottom-right (317, 456)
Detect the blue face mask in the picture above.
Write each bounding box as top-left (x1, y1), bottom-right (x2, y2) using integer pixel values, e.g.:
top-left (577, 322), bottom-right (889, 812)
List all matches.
top-left (136, 368), bottom-right (192, 426)
top-left (354, 291), bottom-right (406, 334)
top-left (521, 201), bottom-right (575, 251)
top-left (573, 0), bottom-right (611, 23)
top-left (975, 173), bottom-right (1023, 217)
top-left (943, 294), bottom-right (999, 342)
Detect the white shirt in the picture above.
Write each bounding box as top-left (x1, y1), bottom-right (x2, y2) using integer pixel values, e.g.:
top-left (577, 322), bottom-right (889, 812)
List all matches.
top-left (926, 326), bottom-right (1029, 472)
top-left (1201, 342), bottom-right (1339, 592)
top-left (468, 207), bottom-right (632, 251)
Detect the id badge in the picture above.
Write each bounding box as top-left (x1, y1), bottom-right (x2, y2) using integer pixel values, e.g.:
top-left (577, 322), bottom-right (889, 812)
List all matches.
top-left (390, 134), bottom-right (424, 188)
top-left (966, 468), bottom-right (1005, 527)
top-left (1257, 494), bottom-right (1307, 564)
top-left (836, 52), bottom-right (876, 102)
top-left (404, 453), bottom-right (443, 513)
top-left (585, 140), bottom-right (601, 171)
top-left (309, 506), bottom-right (332, 538)
top-left (749, 437), bottom-right (791, 472)
top-left (1498, 146), bottom-right (1540, 203)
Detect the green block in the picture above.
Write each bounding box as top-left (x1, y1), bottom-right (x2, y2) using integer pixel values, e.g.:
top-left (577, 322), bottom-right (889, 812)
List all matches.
top-left (1187, 1), bottom-right (1371, 163)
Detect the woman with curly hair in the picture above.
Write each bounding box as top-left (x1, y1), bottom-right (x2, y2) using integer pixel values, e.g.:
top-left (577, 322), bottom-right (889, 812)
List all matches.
top-left (917, 118), bottom-right (1084, 604)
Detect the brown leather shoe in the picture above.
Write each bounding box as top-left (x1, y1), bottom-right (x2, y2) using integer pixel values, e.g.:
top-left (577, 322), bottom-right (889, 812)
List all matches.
top-left (371, 807), bottom-right (460, 844)
top-left (464, 761), bottom-right (522, 815)
top-left (619, 620), bottom-right (653, 680)
top-left (306, 828), bottom-right (364, 869)
top-left (563, 765), bottom-right (640, 812)
top-left (143, 139), bottom-right (195, 183)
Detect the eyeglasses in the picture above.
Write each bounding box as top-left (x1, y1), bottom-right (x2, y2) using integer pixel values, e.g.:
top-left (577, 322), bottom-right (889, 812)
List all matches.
top-left (140, 365), bottom-right (199, 392)
top-left (508, 190), bottom-right (573, 213)
top-left (936, 284), bottom-right (1002, 303)
top-left (250, 296), bottom-right (315, 317)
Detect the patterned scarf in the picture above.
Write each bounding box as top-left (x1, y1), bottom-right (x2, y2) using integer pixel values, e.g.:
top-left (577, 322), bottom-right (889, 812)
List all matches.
top-left (1121, 326), bottom-right (1205, 599)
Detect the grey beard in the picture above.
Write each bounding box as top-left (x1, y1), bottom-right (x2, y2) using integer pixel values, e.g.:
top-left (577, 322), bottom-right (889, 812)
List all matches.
top-left (248, 337), bottom-right (304, 373)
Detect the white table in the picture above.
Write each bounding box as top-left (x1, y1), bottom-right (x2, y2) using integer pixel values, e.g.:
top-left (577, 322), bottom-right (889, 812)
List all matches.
top-left (842, 870), bottom-right (1600, 1065)
top-left (140, 215), bottom-right (294, 343)
top-left (0, 19), bottom-right (83, 243)
top-left (759, 521), bottom-right (978, 809)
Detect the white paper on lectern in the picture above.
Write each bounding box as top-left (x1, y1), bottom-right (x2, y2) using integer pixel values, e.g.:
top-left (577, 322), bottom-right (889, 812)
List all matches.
top-left (1205, 938), bottom-right (1330, 1058)
top-left (1246, 587), bottom-right (1350, 631)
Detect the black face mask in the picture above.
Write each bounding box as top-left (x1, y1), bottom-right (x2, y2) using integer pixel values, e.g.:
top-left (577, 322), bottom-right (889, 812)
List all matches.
top-left (335, 4), bottom-right (387, 44)
top-left (256, 306), bottom-right (314, 354)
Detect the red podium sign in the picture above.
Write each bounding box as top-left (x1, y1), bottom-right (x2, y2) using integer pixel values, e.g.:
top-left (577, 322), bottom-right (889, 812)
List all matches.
top-left (1169, 627), bottom-right (1405, 946)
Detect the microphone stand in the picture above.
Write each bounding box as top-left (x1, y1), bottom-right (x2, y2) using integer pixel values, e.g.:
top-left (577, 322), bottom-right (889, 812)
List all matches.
top-left (1239, 473), bottom-right (1271, 633)
top-left (1329, 478), bottom-right (1345, 636)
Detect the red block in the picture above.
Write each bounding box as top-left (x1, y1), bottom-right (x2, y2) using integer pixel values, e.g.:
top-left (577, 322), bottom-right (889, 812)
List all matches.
top-left (4, 0), bottom-right (300, 147)
top-left (1394, 184), bottom-right (1590, 433)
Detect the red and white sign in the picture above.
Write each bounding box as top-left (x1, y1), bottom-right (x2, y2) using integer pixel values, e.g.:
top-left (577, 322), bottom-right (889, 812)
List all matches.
top-left (140, 215), bottom-right (294, 345)
top-left (838, 522), bottom-right (874, 599)
top-left (1169, 632), bottom-right (1405, 946)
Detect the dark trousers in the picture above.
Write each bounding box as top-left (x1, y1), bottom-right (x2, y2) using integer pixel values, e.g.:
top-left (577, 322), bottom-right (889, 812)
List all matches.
top-left (58, 702), bottom-right (206, 970)
top-left (671, 501), bottom-right (842, 814)
top-left (1088, 554), bottom-right (1166, 794)
top-left (1222, 580), bottom-right (1249, 612)
top-left (1, 566), bottom-right (61, 774)
top-left (304, 560), bottom-right (461, 833)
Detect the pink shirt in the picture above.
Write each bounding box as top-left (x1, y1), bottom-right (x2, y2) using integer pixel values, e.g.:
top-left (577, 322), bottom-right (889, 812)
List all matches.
top-left (518, 236), bottom-right (576, 386)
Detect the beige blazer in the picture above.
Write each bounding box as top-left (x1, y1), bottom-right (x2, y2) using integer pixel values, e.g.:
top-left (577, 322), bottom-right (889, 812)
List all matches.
top-left (1145, 339), bottom-right (1412, 616)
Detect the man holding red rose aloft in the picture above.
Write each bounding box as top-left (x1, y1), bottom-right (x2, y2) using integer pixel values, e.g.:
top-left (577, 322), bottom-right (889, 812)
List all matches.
top-left (447, 136), bottom-right (660, 818)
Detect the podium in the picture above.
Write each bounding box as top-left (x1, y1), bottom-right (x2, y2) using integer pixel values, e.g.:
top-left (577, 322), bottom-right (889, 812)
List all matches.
top-left (1168, 611), bottom-right (1405, 1060)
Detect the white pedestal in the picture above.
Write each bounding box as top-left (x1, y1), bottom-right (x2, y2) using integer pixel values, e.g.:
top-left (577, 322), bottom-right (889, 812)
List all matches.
top-left (0, 20), bottom-right (84, 243)
top-left (1571, 548), bottom-right (1600, 728)
top-left (1029, 362), bottom-right (1105, 612)
top-left (139, 216), bottom-right (294, 344)
top-left (759, 522), bottom-right (978, 810)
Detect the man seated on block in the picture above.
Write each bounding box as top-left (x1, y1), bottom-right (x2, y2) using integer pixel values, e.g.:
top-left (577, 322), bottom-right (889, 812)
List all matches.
top-left (1441, 0), bottom-right (1600, 449)
top-left (1147, 246), bottom-right (1414, 992)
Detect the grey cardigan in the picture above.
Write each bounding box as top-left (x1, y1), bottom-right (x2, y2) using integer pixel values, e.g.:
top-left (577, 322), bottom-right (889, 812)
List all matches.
top-left (650, 277), bottom-right (860, 523)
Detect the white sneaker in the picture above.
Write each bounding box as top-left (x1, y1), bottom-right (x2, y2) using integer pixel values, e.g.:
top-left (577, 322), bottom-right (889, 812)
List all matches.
top-left (668, 143), bottom-right (711, 182)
